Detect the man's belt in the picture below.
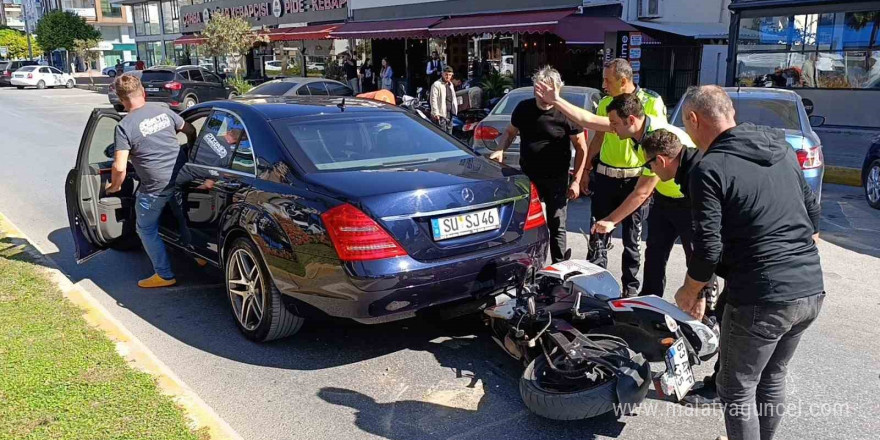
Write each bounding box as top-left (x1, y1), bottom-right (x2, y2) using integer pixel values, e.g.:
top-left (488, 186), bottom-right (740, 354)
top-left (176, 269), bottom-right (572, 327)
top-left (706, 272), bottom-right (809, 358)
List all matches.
top-left (596, 163), bottom-right (642, 179)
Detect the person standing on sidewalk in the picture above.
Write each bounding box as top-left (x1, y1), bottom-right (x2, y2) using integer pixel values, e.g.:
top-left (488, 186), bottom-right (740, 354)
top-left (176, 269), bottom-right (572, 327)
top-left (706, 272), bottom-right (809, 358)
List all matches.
top-left (344, 55), bottom-right (361, 94)
top-left (673, 85), bottom-right (824, 440)
top-left (489, 66), bottom-right (607, 263)
top-left (535, 59), bottom-right (665, 296)
top-left (430, 66), bottom-right (458, 135)
top-left (106, 74), bottom-right (197, 288)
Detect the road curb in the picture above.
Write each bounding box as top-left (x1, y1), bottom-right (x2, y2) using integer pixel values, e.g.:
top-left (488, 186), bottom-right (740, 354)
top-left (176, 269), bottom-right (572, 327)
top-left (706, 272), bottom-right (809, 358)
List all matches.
top-left (0, 213), bottom-right (243, 440)
top-left (823, 166), bottom-right (861, 187)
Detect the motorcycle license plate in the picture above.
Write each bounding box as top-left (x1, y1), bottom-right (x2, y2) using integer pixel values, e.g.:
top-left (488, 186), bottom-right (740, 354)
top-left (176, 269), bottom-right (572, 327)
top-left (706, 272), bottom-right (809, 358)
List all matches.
top-left (664, 338), bottom-right (696, 400)
top-left (431, 207), bottom-right (500, 241)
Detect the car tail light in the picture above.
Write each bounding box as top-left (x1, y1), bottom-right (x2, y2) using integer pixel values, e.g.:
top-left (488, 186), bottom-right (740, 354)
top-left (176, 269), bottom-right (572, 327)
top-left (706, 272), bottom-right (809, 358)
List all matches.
top-left (164, 81), bottom-right (183, 91)
top-left (524, 182), bottom-right (546, 231)
top-left (474, 125), bottom-right (501, 141)
top-left (797, 146), bottom-right (823, 170)
top-left (27, 73), bottom-right (33, 79)
top-left (321, 203), bottom-right (407, 261)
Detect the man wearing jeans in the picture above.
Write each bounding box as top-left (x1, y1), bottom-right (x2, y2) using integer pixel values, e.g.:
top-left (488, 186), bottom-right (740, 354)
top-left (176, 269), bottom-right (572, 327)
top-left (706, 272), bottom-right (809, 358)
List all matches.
top-left (107, 74), bottom-right (196, 288)
top-left (673, 86), bottom-right (824, 440)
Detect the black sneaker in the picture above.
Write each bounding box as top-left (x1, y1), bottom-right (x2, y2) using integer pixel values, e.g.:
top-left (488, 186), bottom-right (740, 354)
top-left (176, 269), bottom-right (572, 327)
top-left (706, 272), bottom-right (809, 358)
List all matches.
top-left (681, 383), bottom-right (722, 407)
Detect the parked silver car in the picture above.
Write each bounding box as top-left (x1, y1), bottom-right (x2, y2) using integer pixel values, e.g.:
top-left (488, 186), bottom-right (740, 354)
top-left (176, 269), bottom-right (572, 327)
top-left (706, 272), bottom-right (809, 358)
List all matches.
top-left (244, 77), bottom-right (353, 97)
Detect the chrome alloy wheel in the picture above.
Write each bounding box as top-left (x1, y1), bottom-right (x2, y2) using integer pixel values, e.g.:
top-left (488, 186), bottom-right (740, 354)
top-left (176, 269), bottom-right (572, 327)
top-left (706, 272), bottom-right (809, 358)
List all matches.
top-left (227, 248), bottom-right (265, 331)
top-left (868, 164), bottom-right (880, 205)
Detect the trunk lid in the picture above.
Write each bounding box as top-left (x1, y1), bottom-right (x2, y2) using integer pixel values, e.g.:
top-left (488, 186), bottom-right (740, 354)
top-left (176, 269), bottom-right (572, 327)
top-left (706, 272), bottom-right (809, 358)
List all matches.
top-left (306, 158), bottom-right (532, 261)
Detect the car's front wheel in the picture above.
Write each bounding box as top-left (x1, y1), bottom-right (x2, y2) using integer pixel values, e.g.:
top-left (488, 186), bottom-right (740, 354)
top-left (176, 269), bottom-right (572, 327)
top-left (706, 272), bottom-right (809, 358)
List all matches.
top-left (866, 159), bottom-right (880, 210)
top-left (225, 237), bottom-right (304, 342)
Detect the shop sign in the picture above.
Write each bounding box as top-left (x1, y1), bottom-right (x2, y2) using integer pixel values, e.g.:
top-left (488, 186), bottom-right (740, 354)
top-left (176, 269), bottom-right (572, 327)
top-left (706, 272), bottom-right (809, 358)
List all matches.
top-left (181, 0), bottom-right (347, 32)
top-left (628, 32), bottom-right (642, 85)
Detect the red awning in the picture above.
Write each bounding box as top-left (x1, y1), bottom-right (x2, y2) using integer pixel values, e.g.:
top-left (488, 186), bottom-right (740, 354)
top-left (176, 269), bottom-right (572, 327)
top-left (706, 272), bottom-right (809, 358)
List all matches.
top-left (553, 16), bottom-right (637, 45)
top-left (330, 17), bottom-right (442, 40)
top-left (175, 35), bottom-right (206, 45)
top-left (261, 24), bottom-right (340, 42)
top-left (429, 9), bottom-right (575, 37)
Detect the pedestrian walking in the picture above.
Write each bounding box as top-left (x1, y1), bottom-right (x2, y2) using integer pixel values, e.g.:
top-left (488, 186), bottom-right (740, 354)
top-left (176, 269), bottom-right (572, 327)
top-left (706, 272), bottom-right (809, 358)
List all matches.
top-left (344, 55), bottom-right (360, 94)
top-left (538, 58), bottom-right (665, 296)
top-left (430, 66), bottom-right (457, 135)
top-left (106, 74), bottom-right (198, 288)
top-left (489, 66), bottom-right (603, 263)
top-left (115, 59), bottom-right (124, 76)
top-left (360, 58), bottom-right (375, 92)
top-left (379, 58), bottom-right (393, 91)
top-left (672, 85), bottom-right (823, 440)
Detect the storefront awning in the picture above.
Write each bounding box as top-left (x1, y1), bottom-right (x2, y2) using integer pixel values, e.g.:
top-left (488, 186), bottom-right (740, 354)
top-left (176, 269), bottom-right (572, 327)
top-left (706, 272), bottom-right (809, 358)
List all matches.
top-left (428, 9), bottom-right (576, 37)
top-left (627, 21), bottom-right (731, 40)
top-left (331, 17), bottom-right (443, 40)
top-left (174, 35), bottom-right (206, 45)
top-left (554, 16), bottom-right (637, 45)
top-left (262, 24), bottom-right (340, 42)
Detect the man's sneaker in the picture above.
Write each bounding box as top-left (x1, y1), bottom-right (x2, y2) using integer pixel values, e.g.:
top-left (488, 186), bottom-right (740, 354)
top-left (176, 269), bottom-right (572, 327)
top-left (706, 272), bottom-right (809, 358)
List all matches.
top-left (138, 274), bottom-right (176, 288)
top-left (715, 436), bottom-right (728, 440)
top-left (681, 382), bottom-right (722, 407)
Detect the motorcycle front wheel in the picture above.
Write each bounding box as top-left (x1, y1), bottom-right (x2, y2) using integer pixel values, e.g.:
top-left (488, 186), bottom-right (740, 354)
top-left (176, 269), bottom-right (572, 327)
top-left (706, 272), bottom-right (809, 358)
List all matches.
top-left (519, 350), bottom-right (623, 420)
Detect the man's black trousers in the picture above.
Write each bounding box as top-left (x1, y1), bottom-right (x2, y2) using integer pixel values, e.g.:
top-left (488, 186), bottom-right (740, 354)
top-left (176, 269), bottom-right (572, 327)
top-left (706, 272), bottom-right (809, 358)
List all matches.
top-left (641, 194), bottom-right (694, 296)
top-left (530, 175), bottom-right (568, 263)
top-left (590, 172), bottom-right (646, 294)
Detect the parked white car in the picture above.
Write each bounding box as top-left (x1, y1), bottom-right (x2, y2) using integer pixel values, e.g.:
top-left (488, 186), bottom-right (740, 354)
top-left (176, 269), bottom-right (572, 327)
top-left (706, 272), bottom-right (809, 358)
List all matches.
top-left (11, 65), bottom-right (76, 89)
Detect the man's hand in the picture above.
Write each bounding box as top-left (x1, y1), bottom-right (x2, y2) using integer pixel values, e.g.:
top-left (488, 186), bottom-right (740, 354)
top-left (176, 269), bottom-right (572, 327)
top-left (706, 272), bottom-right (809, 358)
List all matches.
top-left (534, 81), bottom-right (561, 104)
top-left (580, 174), bottom-right (592, 196)
top-left (488, 150), bottom-right (504, 163)
top-left (591, 219), bottom-right (615, 234)
top-left (196, 179), bottom-right (215, 190)
top-left (675, 285), bottom-right (706, 320)
top-left (104, 182), bottom-right (121, 194)
top-left (567, 180), bottom-right (580, 200)
top-left (812, 233), bottom-right (820, 243)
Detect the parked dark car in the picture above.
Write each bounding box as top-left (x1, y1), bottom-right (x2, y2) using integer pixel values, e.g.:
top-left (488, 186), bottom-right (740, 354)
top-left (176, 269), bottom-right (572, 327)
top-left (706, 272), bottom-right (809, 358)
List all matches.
top-left (863, 135), bottom-right (880, 209)
top-left (0, 60), bottom-right (39, 86)
top-left (66, 97), bottom-right (549, 342)
top-left (107, 70), bottom-right (143, 111)
top-left (471, 86), bottom-right (602, 169)
top-left (670, 87), bottom-right (825, 201)
top-left (139, 65), bottom-right (237, 112)
top-left (244, 77), bottom-right (353, 97)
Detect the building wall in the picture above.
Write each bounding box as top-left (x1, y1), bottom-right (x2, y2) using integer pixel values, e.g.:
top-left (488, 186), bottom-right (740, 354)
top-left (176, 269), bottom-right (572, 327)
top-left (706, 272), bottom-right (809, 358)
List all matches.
top-left (349, 0), bottom-right (583, 21)
top-left (623, 0), bottom-right (730, 25)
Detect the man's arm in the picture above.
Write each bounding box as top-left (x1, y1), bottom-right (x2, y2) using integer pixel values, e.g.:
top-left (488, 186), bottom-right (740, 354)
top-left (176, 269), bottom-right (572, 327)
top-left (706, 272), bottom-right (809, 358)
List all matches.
top-left (797, 161), bottom-right (821, 239)
top-left (107, 149), bottom-right (130, 193)
top-left (592, 175), bottom-right (658, 233)
top-left (535, 82), bottom-right (611, 132)
top-left (429, 84), bottom-right (441, 120)
top-left (178, 121), bottom-right (197, 147)
top-left (488, 125), bottom-right (519, 162)
top-left (426, 61), bottom-right (433, 75)
top-left (568, 132), bottom-right (588, 199)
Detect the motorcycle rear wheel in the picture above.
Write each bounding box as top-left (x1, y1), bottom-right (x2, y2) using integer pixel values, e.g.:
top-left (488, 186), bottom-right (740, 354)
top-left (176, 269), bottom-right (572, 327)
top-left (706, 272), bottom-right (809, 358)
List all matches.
top-left (520, 342), bottom-right (634, 420)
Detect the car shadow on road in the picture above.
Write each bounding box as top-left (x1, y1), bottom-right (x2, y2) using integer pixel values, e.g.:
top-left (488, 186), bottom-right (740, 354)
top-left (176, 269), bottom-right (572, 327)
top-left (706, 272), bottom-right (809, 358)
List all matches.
top-left (818, 184), bottom-right (880, 259)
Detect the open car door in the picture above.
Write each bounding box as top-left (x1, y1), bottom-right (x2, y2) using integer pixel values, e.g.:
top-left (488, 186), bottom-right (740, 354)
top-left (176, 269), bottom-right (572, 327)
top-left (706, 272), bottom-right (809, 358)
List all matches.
top-left (65, 109), bottom-right (138, 263)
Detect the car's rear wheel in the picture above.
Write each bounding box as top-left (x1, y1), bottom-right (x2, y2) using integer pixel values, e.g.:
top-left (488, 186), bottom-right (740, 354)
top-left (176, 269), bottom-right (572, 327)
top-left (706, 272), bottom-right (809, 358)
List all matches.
top-left (182, 95), bottom-right (198, 109)
top-left (66, 79), bottom-right (75, 89)
top-left (866, 159), bottom-right (880, 210)
top-left (36, 80), bottom-right (45, 89)
top-left (227, 92), bottom-right (238, 100)
top-left (225, 237), bottom-right (304, 342)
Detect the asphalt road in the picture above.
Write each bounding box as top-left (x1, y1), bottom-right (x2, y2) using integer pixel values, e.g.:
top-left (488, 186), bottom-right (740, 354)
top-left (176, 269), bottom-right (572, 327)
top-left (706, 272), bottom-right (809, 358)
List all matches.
top-left (0, 87), bottom-right (878, 440)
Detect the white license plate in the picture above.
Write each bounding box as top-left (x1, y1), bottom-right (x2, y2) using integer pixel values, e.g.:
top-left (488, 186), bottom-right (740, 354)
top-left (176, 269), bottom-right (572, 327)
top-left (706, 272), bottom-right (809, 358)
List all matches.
top-left (145, 87), bottom-right (160, 92)
top-left (431, 207), bottom-right (500, 241)
top-left (13, 74), bottom-right (23, 78)
top-left (664, 338), bottom-right (696, 400)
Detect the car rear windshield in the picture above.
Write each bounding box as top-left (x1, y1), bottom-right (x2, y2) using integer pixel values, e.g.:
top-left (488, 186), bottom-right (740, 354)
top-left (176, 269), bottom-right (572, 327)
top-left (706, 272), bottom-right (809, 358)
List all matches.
top-left (17, 66), bottom-right (37, 72)
top-left (246, 81), bottom-right (297, 96)
top-left (141, 70), bottom-right (175, 82)
top-left (275, 113), bottom-right (472, 172)
top-left (673, 96), bottom-right (801, 131)
top-left (492, 91), bottom-right (583, 115)
top-left (0, 62), bottom-right (8, 71)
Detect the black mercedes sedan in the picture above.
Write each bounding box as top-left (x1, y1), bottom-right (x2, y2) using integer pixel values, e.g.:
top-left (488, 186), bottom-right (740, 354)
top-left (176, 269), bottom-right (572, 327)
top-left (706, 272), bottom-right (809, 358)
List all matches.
top-left (66, 97), bottom-right (549, 342)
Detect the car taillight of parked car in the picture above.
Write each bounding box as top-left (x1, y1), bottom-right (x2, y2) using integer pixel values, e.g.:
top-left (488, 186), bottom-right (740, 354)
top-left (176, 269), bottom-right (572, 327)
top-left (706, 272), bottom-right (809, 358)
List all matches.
top-left (797, 146), bottom-right (823, 170)
top-left (474, 125), bottom-right (501, 141)
top-left (164, 81), bottom-right (183, 91)
top-left (524, 182), bottom-right (546, 231)
top-left (27, 73), bottom-right (33, 79)
top-left (321, 203), bottom-right (407, 261)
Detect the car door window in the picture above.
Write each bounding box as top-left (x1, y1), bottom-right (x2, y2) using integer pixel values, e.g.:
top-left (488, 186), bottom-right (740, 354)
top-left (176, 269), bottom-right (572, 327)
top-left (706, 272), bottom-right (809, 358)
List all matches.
top-left (325, 81), bottom-right (353, 96)
top-left (306, 82), bottom-right (328, 96)
top-left (227, 118), bottom-right (256, 175)
top-left (49, 67), bottom-right (63, 75)
top-left (40, 67), bottom-right (51, 74)
top-left (204, 71), bottom-right (222, 85)
top-left (190, 111), bottom-right (240, 169)
top-left (88, 116), bottom-right (120, 167)
top-left (296, 85), bottom-right (310, 96)
top-left (188, 69), bottom-right (204, 82)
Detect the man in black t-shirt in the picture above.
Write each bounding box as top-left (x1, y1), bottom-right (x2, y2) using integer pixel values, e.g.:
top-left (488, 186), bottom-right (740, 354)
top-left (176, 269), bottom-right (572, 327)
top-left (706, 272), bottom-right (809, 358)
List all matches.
top-left (343, 55), bottom-right (360, 94)
top-left (488, 67), bottom-right (607, 262)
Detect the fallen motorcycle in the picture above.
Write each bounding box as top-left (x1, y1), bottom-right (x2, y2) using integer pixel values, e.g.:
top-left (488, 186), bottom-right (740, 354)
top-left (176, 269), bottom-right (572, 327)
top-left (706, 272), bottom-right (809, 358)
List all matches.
top-left (484, 259), bottom-right (719, 420)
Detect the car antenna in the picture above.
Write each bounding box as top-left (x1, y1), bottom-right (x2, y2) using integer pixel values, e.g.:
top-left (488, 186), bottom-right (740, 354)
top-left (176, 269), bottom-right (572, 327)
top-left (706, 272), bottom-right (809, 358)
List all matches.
top-left (337, 98), bottom-right (346, 112)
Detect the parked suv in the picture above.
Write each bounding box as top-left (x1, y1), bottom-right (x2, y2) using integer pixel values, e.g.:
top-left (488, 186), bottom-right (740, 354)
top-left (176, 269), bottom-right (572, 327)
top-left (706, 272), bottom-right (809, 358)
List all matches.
top-left (0, 60), bottom-right (39, 86)
top-left (140, 65), bottom-right (237, 111)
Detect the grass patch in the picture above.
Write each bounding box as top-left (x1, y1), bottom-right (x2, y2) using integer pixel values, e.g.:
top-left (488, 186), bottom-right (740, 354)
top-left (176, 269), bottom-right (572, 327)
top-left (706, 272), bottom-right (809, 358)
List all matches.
top-left (0, 236), bottom-right (205, 440)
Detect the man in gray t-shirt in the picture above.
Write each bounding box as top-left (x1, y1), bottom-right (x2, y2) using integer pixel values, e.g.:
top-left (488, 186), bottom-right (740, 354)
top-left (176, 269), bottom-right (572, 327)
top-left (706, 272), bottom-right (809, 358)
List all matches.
top-left (106, 74), bottom-right (197, 288)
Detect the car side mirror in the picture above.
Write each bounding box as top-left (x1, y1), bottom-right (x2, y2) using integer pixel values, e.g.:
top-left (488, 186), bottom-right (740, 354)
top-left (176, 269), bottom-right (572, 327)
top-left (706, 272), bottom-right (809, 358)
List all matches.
top-left (809, 115), bottom-right (825, 128)
top-left (104, 143), bottom-right (115, 158)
